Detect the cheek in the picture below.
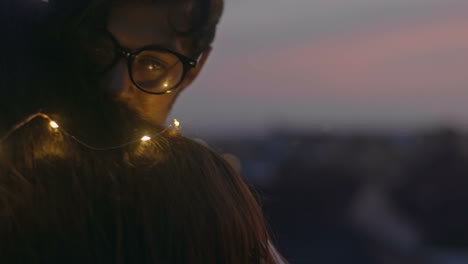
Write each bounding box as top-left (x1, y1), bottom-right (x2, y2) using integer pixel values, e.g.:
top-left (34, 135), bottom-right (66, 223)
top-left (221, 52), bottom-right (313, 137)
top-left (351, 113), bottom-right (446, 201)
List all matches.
top-left (137, 93), bottom-right (178, 123)
top-left (140, 93), bottom-right (176, 110)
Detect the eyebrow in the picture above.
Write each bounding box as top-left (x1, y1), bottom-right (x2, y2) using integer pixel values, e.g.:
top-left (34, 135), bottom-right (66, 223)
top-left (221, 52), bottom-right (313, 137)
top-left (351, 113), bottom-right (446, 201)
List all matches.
top-left (106, 28), bottom-right (179, 53)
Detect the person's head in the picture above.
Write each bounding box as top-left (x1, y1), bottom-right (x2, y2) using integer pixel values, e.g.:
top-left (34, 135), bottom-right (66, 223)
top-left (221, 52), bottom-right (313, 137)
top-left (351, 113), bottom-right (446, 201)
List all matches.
top-left (0, 0), bottom-right (223, 146)
top-left (0, 114), bottom-right (277, 263)
top-left (2, 0), bottom-right (223, 129)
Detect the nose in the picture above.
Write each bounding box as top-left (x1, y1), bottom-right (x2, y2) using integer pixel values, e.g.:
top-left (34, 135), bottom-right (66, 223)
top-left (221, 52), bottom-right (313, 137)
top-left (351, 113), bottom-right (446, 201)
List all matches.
top-left (102, 59), bottom-right (134, 99)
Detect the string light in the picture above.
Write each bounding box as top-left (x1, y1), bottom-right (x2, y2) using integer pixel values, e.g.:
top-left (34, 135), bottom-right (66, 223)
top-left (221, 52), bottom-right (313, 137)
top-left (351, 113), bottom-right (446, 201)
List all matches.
top-left (0, 112), bottom-right (181, 151)
top-left (141, 135), bottom-right (151, 142)
top-left (173, 119), bottom-right (180, 130)
top-left (49, 121), bottom-right (59, 129)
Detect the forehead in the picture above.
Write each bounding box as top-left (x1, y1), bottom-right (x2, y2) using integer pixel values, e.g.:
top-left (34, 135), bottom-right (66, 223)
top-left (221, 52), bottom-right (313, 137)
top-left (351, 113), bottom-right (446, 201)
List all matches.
top-left (107, 2), bottom-right (185, 51)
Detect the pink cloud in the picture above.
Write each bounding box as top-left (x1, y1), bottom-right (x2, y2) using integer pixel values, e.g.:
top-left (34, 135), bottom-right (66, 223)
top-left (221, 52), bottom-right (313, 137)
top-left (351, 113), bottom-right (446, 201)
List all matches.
top-left (208, 11), bottom-right (468, 104)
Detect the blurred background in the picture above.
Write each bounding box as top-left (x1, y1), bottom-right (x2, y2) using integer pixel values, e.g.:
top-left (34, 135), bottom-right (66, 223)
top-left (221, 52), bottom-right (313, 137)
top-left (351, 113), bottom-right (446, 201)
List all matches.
top-left (170, 0), bottom-right (468, 263)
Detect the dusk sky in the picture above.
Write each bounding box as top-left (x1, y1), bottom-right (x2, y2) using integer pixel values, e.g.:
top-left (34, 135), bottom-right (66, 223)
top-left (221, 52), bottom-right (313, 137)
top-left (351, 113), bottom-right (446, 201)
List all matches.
top-left (170, 0), bottom-right (468, 136)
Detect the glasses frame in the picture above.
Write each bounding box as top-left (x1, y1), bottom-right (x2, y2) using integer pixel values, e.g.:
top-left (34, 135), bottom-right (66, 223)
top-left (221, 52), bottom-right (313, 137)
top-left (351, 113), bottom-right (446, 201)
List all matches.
top-left (91, 29), bottom-right (198, 95)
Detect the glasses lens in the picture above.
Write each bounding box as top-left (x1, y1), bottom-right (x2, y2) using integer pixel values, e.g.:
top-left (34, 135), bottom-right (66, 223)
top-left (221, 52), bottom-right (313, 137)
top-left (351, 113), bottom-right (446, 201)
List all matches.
top-left (80, 31), bottom-right (116, 73)
top-left (131, 50), bottom-right (184, 93)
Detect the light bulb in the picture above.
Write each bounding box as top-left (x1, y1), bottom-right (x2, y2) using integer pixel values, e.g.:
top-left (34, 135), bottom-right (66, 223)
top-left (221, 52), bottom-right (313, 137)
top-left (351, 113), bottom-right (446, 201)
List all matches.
top-left (174, 119), bottom-right (180, 129)
top-left (49, 121), bottom-right (59, 129)
top-left (141, 135), bottom-right (151, 142)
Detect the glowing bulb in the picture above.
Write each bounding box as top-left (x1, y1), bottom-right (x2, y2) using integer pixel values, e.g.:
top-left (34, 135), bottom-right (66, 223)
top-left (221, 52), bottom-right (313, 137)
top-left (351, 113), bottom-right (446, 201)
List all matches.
top-left (173, 119), bottom-right (180, 129)
top-left (49, 121), bottom-right (59, 129)
top-left (163, 82), bottom-right (169, 88)
top-left (141, 135), bottom-right (151, 142)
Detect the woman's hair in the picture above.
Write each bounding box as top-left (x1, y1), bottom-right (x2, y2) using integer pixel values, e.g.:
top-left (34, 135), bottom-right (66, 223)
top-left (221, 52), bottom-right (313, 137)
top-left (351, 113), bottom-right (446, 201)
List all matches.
top-left (0, 115), bottom-right (277, 263)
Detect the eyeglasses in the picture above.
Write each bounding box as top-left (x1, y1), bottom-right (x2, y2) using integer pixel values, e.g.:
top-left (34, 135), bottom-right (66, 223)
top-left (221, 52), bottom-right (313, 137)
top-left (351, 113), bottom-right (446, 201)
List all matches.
top-left (79, 29), bottom-right (198, 95)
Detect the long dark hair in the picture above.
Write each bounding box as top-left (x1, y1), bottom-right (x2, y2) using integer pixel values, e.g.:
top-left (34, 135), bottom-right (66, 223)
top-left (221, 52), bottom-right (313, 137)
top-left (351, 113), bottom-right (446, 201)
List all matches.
top-left (0, 114), bottom-right (277, 263)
